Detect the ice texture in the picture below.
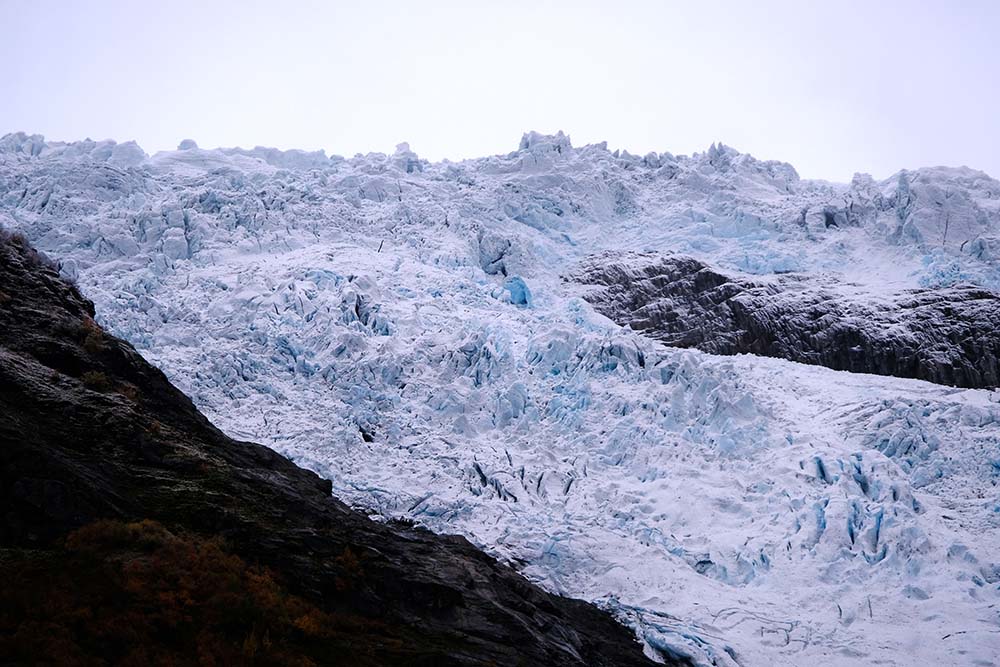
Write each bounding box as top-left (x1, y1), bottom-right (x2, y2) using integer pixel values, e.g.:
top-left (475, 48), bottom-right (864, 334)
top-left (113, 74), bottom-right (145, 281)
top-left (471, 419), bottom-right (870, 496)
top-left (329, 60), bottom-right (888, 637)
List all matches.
top-left (3, 131), bottom-right (1000, 666)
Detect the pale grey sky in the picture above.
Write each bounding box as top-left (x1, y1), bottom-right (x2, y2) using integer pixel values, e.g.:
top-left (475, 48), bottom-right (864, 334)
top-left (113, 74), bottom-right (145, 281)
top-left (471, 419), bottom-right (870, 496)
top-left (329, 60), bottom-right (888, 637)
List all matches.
top-left (1, 0), bottom-right (998, 181)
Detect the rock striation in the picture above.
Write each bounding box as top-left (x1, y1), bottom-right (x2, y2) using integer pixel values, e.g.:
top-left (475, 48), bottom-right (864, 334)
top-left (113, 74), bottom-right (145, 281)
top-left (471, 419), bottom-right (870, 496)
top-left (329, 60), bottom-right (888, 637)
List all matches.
top-left (571, 251), bottom-right (1000, 388)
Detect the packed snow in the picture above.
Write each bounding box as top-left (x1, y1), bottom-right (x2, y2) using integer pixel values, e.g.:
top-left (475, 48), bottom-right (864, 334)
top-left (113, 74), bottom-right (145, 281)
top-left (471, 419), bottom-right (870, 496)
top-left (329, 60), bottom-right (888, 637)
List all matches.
top-left (2, 130), bottom-right (999, 666)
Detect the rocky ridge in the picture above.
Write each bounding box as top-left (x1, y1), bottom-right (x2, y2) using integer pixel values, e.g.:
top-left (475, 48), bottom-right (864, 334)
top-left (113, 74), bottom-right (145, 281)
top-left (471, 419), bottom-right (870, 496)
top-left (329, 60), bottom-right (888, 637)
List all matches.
top-left (0, 232), bottom-right (665, 666)
top-left (570, 251), bottom-right (1000, 388)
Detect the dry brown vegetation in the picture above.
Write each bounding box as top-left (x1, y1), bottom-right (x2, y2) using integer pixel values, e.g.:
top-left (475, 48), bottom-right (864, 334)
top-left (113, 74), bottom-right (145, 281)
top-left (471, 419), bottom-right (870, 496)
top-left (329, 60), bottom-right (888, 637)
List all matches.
top-left (0, 520), bottom-right (395, 666)
top-left (81, 317), bottom-right (106, 354)
top-left (81, 370), bottom-right (112, 392)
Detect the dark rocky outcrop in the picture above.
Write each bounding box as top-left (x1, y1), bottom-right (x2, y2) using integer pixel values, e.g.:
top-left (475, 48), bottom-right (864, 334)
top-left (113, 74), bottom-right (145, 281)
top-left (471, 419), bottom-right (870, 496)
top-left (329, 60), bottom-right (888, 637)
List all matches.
top-left (570, 251), bottom-right (1000, 389)
top-left (0, 232), bottom-right (667, 666)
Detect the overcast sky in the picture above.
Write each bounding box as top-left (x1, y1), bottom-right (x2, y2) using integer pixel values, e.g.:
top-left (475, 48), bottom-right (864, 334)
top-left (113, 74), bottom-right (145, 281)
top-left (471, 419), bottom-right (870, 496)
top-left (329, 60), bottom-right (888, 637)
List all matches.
top-left (2, 0), bottom-right (998, 181)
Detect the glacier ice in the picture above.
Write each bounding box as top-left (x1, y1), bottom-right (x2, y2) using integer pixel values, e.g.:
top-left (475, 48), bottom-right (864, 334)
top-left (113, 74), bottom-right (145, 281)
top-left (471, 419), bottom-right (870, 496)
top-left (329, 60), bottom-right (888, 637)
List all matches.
top-left (2, 131), bottom-right (1000, 666)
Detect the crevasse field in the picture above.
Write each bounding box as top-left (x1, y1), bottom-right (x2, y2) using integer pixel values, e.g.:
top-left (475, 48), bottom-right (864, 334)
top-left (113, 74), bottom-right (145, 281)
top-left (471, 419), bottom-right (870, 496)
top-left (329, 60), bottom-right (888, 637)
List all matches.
top-left (3, 130), bottom-right (999, 666)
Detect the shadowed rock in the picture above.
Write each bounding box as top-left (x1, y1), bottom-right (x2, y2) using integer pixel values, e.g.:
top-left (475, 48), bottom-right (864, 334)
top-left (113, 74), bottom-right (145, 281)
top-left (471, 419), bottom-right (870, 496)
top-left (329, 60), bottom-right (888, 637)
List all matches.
top-left (570, 251), bottom-right (1000, 389)
top-left (0, 232), bottom-right (669, 666)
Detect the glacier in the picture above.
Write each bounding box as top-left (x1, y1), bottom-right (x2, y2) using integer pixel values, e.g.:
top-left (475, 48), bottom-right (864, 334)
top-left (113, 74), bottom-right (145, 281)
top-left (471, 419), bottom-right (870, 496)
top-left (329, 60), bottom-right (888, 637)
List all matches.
top-left (2, 130), bottom-right (999, 666)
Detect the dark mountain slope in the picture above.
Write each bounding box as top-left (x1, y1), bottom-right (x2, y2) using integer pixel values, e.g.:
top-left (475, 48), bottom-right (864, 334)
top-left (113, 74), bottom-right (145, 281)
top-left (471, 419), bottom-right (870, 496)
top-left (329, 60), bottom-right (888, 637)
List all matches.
top-left (570, 251), bottom-right (1000, 389)
top-left (0, 232), bottom-right (667, 666)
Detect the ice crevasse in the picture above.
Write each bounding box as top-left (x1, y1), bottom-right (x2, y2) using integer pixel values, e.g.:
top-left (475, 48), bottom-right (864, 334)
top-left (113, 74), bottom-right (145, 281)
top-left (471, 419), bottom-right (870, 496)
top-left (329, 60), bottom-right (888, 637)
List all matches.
top-left (2, 130), bottom-right (1000, 666)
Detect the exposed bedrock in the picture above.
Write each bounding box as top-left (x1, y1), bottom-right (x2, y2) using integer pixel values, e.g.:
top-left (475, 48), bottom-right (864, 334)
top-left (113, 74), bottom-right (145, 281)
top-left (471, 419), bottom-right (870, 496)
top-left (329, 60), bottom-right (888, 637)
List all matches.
top-left (570, 251), bottom-right (1000, 389)
top-left (0, 233), bottom-right (665, 666)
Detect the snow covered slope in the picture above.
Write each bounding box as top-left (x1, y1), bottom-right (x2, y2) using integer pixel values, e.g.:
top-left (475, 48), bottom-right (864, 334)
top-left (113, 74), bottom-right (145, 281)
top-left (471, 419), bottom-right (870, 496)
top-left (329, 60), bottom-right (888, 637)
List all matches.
top-left (2, 130), bottom-right (1000, 666)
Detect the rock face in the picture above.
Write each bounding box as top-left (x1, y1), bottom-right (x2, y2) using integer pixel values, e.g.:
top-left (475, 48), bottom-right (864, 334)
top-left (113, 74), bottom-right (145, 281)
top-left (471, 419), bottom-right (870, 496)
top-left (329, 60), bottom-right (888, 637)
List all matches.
top-left (571, 251), bottom-right (1000, 389)
top-left (0, 233), bottom-right (665, 667)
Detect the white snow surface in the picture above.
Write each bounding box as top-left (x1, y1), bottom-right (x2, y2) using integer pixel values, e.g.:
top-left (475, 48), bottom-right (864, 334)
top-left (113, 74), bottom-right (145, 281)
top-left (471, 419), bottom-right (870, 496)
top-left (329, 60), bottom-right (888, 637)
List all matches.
top-left (3, 130), bottom-right (1000, 666)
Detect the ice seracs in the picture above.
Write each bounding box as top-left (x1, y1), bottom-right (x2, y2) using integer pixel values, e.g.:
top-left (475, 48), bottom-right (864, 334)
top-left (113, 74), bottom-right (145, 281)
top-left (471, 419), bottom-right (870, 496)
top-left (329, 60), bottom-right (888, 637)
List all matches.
top-left (2, 130), bottom-right (999, 666)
